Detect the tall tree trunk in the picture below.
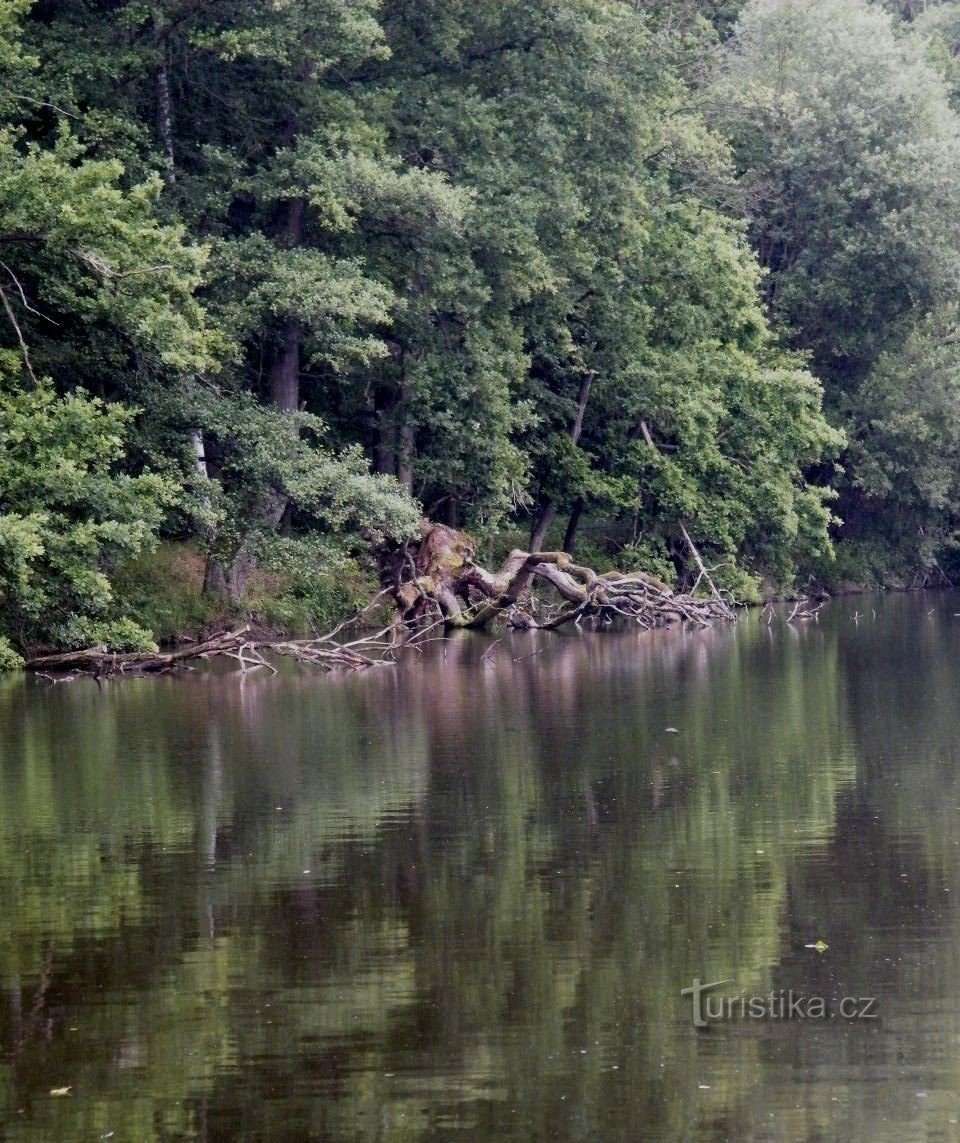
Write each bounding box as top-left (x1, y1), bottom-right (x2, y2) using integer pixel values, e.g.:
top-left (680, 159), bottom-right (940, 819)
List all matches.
top-left (191, 430), bottom-right (207, 478)
top-left (374, 364), bottom-right (415, 490)
top-left (153, 16), bottom-right (230, 601)
top-left (374, 386), bottom-right (398, 477)
top-left (205, 196), bottom-right (305, 604)
top-left (529, 504), bottom-right (557, 553)
top-left (153, 4), bottom-right (177, 187)
top-left (395, 361), bottom-right (415, 493)
top-left (156, 62), bottom-right (176, 190)
top-left (530, 371), bottom-right (594, 552)
top-left (155, 25), bottom-right (210, 493)
top-left (160, 72), bottom-right (210, 495)
top-left (563, 498), bottom-right (584, 554)
top-left (269, 316), bottom-right (301, 412)
top-left (398, 419), bottom-right (414, 494)
top-left (374, 442), bottom-right (397, 476)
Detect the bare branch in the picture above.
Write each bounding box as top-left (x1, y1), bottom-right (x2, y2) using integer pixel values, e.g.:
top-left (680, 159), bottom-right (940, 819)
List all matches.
top-left (0, 280), bottom-right (38, 386)
top-left (0, 261), bottom-right (58, 325)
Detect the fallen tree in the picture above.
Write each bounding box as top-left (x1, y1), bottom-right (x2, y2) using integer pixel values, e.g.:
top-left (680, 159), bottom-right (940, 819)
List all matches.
top-left (381, 522), bottom-right (736, 631)
top-left (24, 522), bottom-right (737, 678)
top-left (25, 619), bottom-right (439, 679)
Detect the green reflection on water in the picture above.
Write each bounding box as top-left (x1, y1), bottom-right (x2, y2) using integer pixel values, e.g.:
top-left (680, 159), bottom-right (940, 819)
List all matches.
top-left (1, 596), bottom-right (959, 1141)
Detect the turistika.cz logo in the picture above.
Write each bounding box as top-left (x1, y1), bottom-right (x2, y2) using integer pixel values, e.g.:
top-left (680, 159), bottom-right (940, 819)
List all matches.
top-left (680, 978), bottom-right (879, 1027)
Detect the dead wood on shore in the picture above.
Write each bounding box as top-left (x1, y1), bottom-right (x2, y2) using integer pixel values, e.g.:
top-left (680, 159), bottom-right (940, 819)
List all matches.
top-left (381, 522), bottom-right (737, 632)
top-left (25, 522), bottom-right (737, 678)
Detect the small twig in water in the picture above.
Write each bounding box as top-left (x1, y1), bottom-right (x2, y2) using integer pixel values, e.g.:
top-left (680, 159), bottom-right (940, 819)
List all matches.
top-left (481, 639), bottom-right (502, 664)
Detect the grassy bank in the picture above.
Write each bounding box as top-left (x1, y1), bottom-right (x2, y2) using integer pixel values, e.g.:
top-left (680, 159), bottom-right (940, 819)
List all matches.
top-left (111, 542), bottom-right (382, 647)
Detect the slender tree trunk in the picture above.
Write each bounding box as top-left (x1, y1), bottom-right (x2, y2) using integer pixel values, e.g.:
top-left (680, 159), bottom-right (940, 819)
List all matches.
top-left (269, 317), bottom-right (301, 412)
top-left (530, 504), bottom-right (557, 553)
top-left (398, 419), bottom-right (414, 494)
top-left (374, 360), bottom-right (415, 490)
top-left (395, 360), bottom-right (415, 493)
top-left (191, 431), bottom-right (207, 479)
top-left (153, 18), bottom-right (231, 602)
top-left (563, 498), bottom-right (584, 554)
top-left (154, 16), bottom-right (208, 488)
top-left (570, 372), bottom-right (593, 443)
top-left (156, 61), bottom-right (176, 190)
top-left (530, 371), bottom-right (594, 552)
top-left (373, 340), bottom-right (404, 477)
top-left (158, 72), bottom-right (210, 495)
top-left (153, 4), bottom-right (177, 185)
top-left (205, 196), bottom-right (305, 604)
top-left (374, 388), bottom-right (397, 476)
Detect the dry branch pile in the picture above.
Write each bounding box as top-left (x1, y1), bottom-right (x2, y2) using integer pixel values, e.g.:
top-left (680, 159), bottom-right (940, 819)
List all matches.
top-left (25, 617), bottom-right (439, 680)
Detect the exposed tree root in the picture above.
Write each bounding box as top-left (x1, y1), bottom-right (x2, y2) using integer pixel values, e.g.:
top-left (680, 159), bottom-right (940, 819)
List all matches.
top-left (381, 522), bottom-right (737, 632)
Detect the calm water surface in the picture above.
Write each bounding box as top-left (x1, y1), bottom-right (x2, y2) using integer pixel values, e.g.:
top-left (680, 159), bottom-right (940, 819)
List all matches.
top-left (1, 595), bottom-right (960, 1141)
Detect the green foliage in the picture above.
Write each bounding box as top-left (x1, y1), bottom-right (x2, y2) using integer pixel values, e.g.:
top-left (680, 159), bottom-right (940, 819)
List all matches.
top-left (719, 0), bottom-right (960, 389)
top-left (619, 535), bottom-right (679, 587)
top-left (912, 2), bottom-right (960, 108)
top-left (247, 537), bottom-right (381, 633)
top-left (0, 634), bottom-right (22, 670)
top-left (842, 309), bottom-right (960, 574)
top-left (0, 126), bottom-right (215, 382)
top-left (3, 0), bottom-right (955, 648)
top-left (0, 375), bottom-right (174, 654)
top-left (193, 390), bottom-right (421, 561)
top-left (718, 0), bottom-right (960, 579)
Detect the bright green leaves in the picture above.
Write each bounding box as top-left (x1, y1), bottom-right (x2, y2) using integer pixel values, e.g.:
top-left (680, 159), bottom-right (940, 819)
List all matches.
top-left (215, 237), bottom-right (394, 371)
top-left (189, 0), bottom-right (389, 71)
top-left (186, 389), bottom-right (420, 586)
top-left (362, 0), bottom-right (843, 576)
top-left (0, 0), bottom-right (35, 92)
top-left (0, 129), bottom-right (214, 379)
top-left (12, 0), bottom-right (431, 614)
top-left (0, 377), bottom-right (177, 655)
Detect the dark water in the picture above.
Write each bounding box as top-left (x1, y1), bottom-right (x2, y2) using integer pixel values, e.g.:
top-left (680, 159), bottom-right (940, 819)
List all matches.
top-left (1, 595), bottom-right (960, 1141)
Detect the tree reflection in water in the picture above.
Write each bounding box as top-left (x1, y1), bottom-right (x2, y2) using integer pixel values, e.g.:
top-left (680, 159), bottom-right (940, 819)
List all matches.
top-left (0, 596), bottom-right (958, 1141)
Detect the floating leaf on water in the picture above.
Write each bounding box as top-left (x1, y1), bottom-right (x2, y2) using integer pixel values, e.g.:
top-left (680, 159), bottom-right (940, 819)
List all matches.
top-left (49, 1087), bottom-right (72, 1097)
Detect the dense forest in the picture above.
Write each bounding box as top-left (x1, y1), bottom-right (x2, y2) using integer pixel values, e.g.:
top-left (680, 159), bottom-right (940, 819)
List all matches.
top-left (2, 0), bottom-right (960, 665)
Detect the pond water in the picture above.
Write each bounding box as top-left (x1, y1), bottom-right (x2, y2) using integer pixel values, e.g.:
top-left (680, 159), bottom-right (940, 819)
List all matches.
top-left (1, 595), bottom-right (959, 1141)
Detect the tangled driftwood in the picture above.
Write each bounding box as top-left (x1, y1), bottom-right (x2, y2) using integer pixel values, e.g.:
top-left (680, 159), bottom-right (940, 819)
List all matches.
top-left (382, 522), bottom-right (736, 631)
top-left (25, 615), bottom-right (441, 680)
